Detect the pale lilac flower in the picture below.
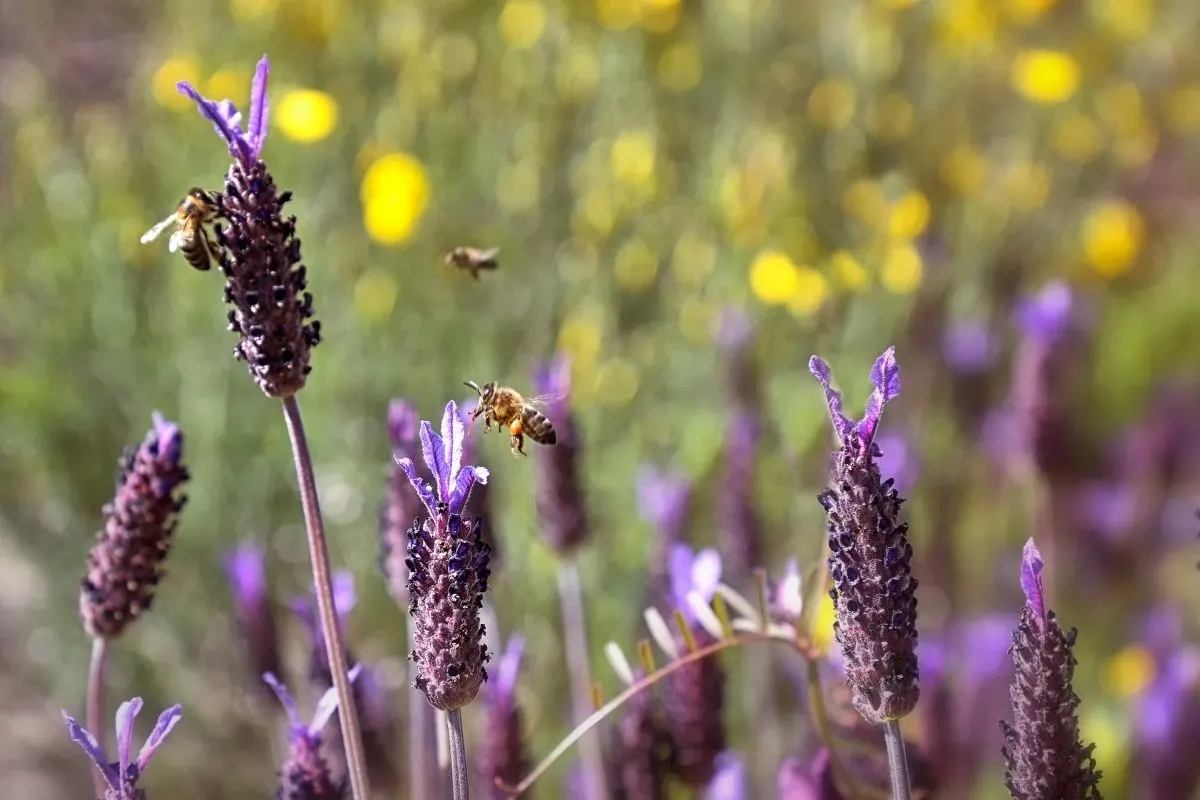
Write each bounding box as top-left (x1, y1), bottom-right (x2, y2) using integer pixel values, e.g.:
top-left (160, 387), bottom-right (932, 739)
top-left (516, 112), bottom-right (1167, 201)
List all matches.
top-left (62, 699), bottom-right (182, 800)
top-left (704, 752), bottom-right (747, 800)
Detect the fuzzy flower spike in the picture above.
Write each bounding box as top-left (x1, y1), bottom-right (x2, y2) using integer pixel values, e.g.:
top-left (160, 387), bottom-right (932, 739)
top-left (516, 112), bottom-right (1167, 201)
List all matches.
top-left (809, 347), bottom-right (919, 724)
top-left (177, 55), bottom-right (321, 398)
top-left (267, 667), bottom-right (362, 800)
top-left (396, 400), bottom-right (493, 710)
top-left (1000, 539), bottom-right (1101, 799)
top-left (62, 698), bottom-right (182, 800)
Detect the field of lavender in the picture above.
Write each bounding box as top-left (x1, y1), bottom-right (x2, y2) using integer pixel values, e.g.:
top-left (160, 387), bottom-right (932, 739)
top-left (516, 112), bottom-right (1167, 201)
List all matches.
top-left (2, 0), bottom-right (1200, 798)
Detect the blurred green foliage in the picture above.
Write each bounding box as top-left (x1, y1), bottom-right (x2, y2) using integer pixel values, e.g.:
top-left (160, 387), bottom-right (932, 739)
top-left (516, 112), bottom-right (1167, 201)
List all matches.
top-left (2, 0), bottom-right (1200, 796)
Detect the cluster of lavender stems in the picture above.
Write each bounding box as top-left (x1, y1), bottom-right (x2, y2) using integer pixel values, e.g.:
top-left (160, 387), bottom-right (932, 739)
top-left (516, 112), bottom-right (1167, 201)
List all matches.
top-left (53, 48), bottom-right (1194, 800)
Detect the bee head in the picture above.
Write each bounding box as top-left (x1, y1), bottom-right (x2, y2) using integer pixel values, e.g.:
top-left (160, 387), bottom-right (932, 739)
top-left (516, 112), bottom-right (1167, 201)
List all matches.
top-left (481, 382), bottom-right (497, 402)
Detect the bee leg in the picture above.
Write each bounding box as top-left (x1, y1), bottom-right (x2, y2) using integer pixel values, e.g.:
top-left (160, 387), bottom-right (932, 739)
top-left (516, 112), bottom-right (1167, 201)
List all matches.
top-left (509, 433), bottom-right (526, 458)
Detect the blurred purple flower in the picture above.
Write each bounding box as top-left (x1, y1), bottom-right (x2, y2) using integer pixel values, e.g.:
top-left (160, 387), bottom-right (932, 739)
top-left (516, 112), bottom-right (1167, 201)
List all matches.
top-left (267, 668), bottom-right (361, 799)
top-left (638, 467), bottom-right (692, 542)
top-left (1013, 280), bottom-right (1075, 346)
top-left (669, 544), bottom-right (722, 623)
top-left (177, 55), bottom-right (269, 167)
top-left (1131, 608), bottom-right (1200, 797)
top-left (62, 698), bottom-right (182, 800)
top-left (873, 431), bottom-right (918, 496)
top-left (719, 410), bottom-right (764, 578)
top-left (704, 752), bottom-right (747, 800)
top-left (532, 356), bottom-right (590, 554)
top-left (770, 558), bottom-right (804, 626)
top-left (222, 542), bottom-right (281, 699)
top-left (942, 318), bottom-right (997, 374)
top-left (477, 634), bottom-right (528, 798)
top-left (1076, 481), bottom-right (1139, 542)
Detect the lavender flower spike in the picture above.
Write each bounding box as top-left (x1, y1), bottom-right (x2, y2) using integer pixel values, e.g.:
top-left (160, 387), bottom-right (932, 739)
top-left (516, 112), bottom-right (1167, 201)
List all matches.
top-left (1000, 539), bottom-right (1102, 799)
top-left (810, 349), bottom-right (918, 725)
top-left (532, 355), bottom-right (590, 554)
top-left (177, 54), bottom-right (321, 398)
top-left (62, 698), bottom-right (182, 800)
top-left (81, 413), bottom-right (189, 639)
top-left (401, 401), bottom-right (493, 711)
top-left (477, 634), bottom-right (530, 796)
top-left (223, 542), bottom-right (282, 698)
top-left (267, 667), bottom-right (362, 800)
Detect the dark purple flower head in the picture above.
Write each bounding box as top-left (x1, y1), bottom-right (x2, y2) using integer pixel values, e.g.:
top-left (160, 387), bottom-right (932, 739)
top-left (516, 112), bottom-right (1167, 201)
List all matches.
top-left (809, 347), bottom-right (901, 449)
top-left (532, 356), bottom-right (590, 554)
top-left (62, 698), bottom-right (182, 800)
top-left (176, 55), bottom-right (269, 168)
top-left (669, 544), bottom-right (722, 624)
top-left (1000, 538), bottom-right (1101, 800)
top-left (943, 318), bottom-right (998, 374)
top-left (81, 412), bottom-right (189, 639)
top-left (810, 349), bottom-right (919, 724)
top-left (266, 668), bottom-right (360, 800)
top-left (403, 401), bottom-right (492, 711)
top-left (222, 542), bottom-right (281, 697)
top-left (1013, 281), bottom-right (1075, 347)
top-left (637, 467), bottom-right (692, 541)
top-left (477, 634), bottom-right (529, 795)
top-left (395, 401), bottom-right (489, 518)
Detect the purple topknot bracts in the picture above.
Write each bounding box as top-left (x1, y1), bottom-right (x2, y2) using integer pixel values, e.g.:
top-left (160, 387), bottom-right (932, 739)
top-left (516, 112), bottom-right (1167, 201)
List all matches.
top-left (62, 698), bottom-right (182, 800)
top-left (476, 634), bottom-right (529, 798)
top-left (80, 413), bottom-right (189, 639)
top-left (809, 349), bottom-right (919, 725)
top-left (532, 356), bottom-right (590, 554)
top-left (398, 401), bottom-right (492, 711)
top-left (266, 668), bottom-right (361, 800)
top-left (177, 55), bottom-right (321, 398)
top-left (999, 539), bottom-right (1101, 800)
top-left (222, 543), bottom-right (282, 700)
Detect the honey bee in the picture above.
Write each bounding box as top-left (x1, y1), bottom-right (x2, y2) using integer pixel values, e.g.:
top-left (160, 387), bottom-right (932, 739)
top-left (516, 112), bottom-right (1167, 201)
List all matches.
top-left (445, 247), bottom-right (500, 280)
top-left (140, 188), bottom-right (222, 271)
top-left (464, 381), bottom-right (558, 457)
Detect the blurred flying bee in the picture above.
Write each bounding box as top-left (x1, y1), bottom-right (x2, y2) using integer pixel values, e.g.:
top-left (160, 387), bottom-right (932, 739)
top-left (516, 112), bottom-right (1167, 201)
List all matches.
top-left (140, 187), bottom-right (222, 271)
top-left (445, 246), bottom-right (500, 280)
top-left (464, 380), bottom-right (558, 458)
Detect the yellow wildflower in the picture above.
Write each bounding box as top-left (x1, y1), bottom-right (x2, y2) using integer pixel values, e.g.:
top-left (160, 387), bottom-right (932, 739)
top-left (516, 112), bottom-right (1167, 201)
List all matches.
top-left (881, 243), bottom-right (924, 294)
top-left (499, 0), bottom-right (547, 49)
top-left (748, 250), bottom-right (799, 306)
top-left (1102, 646), bottom-right (1155, 698)
top-left (595, 0), bottom-right (640, 30)
top-left (808, 80), bottom-right (857, 130)
top-left (276, 89), bottom-right (339, 144)
top-left (1082, 201), bottom-right (1144, 277)
top-left (1011, 50), bottom-right (1081, 104)
top-left (888, 191), bottom-right (931, 240)
top-left (361, 152), bottom-right (430, 246)
top-left (611, 131), bottom-right (656, 188)
top-left (787, 267), bottom-right (830, 317)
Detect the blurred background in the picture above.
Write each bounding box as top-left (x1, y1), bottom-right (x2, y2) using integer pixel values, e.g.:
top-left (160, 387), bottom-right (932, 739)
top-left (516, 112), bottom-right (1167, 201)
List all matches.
top-left (2, 0), bottom-right (1200, 796)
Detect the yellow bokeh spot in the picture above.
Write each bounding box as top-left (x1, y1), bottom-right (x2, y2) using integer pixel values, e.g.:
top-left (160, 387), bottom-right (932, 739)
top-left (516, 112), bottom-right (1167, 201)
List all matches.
top-left (558, 315), bottom-right (604, 366)
top-left (152, 56), bottom-right (201, 110)
top-left (1102, 646), bottom-right (1155, 698)
top-left (1165, 85), bottom-right (1200, 135)
top-left (499, 0), bottom-right (547, 49)
top-left (276, 89), bottom-right (339, 144)
top-left (1113, 125), bottom-right (1157, 169)
top-left (1096, 82), bottom-right (1145, 135)
top-left (1081, 706), bottom-right (1129, 789)
top-left (1004, 0), bottom-right (1058, 24)
top-left (808, 80), bottom-right (857, 130)
top-left (205, 67), bottom-right (249, 106)
top-left (1004, 161), bottom-right (1051, 213)
top-left (842, 179), bottom-right (888, 226)
top-left (1011, 50), bottom-right (1081, 104)
top-left (787, 267), bottom-right (830, 317)
top-left (575, 188), bottom-right (616, 239)
top-left (881, 243), bottom-right (924, 294)
top-left (353, 270), bottom-right (399, 323)
top-left (613, 238), bottom-right (659, 291)
top-left (678, 296), bottom-right (715, 345)
top-left (748, 250), bottom-right (799, 306)
top-left (611, 131), bottom-right (656, 188)
top-left (361, 153), bottom-right (430, 246)
top-left (496, 161), bottom-right (541, 212)
top-left (1082, 201), bottom-right (1144, 278)
top-left (830, 250), bottom-right (870, 290)
top-left (937, 0), bottom-right (999, 54)
top-left (810, 593), bottom-right (836, 654)
top-left (658, 41), bottom-right (702, 93)
top-left (888, 191), bottom-right (931, 240)
top-left (557, 45), bottom-right (600, 102)
top-left (940, 145), bottom-right (989, 195)
top-left (229, 0), bottom-right (279, 23)
top-left (596, 0), bottom-right (641, 30)
top-left (881, 0), bottom-right (918, 9)
top-left (1091, 0), bottom-right (1152, 40)
top-left (593, 358), bottom-right (640, 407)
top-left (1054, 115), bottom-right (1103, 163)
top-left (640, 0), bottom-right (681, 32)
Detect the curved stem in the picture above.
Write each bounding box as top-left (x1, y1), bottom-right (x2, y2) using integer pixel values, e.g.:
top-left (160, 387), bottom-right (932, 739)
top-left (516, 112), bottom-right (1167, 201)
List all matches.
top-left (86, 636), bottom-right (109, 800)
top-left (281, 396), bottom-right (370, 800)
top-left (556, 559), bottom-right (608, 800)
top-left (883, 719), bottom-right (912, 800)
top-left (447, 709), bottom-right (470, 800)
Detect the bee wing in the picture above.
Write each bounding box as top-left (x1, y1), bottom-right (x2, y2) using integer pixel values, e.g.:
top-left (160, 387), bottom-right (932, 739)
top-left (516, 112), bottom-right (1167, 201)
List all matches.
top-left (477, 247), bottom-right (500, 264)
top-left (140, 214), bottom-right (177, 244)
top-left (526, 392), bottom-right (565, 408)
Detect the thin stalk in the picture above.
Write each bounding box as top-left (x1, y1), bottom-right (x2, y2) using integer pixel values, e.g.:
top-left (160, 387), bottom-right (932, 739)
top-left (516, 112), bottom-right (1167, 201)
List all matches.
top-left (883, 719), bottom-right (912, 800)
top-left (447, 709), bottom-right (470, 800)
top-left (281, 396), bottom-right (370, 800)
top-left (556, 559), bottom-right (608, 800)
top-left (86, 636), bottom-right (109, 800)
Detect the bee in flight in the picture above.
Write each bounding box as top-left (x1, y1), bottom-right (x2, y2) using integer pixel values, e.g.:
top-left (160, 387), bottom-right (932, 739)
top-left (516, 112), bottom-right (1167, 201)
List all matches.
top-left (464, 380), bottom-right (558, 458)
top-left (445, 246), bottom-right (500, 280)
top-left (140, 187), bottom-right (222, 271)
